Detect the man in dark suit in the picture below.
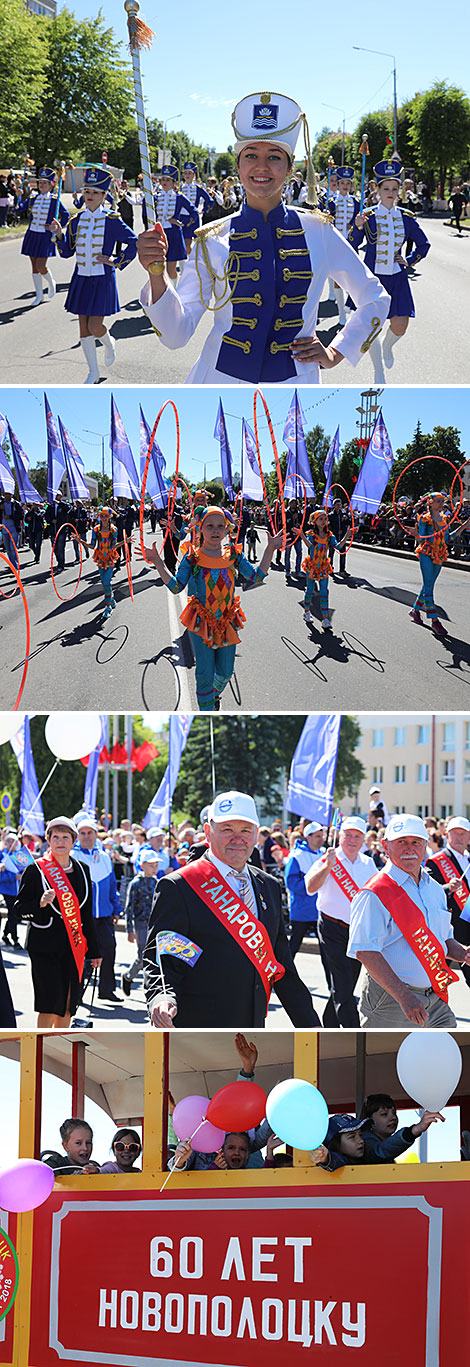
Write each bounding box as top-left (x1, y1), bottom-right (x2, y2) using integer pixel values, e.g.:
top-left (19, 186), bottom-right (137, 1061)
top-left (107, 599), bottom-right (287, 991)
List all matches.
top-left (44, 493), bottom-right (70, 572)
top-left (427, 816), bottom-right (470, 989)
top-left (143, 791), bottom-right (320, 1029)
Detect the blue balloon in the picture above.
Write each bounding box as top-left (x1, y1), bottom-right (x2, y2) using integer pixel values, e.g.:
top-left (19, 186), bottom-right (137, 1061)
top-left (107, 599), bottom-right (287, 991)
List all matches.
top-left (266, 1079), bottom-right (329, 1150)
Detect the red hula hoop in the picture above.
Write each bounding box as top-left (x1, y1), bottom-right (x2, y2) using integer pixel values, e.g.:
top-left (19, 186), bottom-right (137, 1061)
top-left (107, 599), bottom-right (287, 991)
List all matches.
top-left (324, 483), bottom-right (355, 553)
top-left (166, 475), bottom-right (195, 554)
top-left (392, 456), bottom-right (463, 535)
top-left (50, 523), bottom-right (83, 601)
top-left (253, 389), bottom-right (287, 548)
top-left (274, 475), bottom-right (307, 546)
top-left (139, 401), bottom-right (180, 561)
top-left (450, 460), bottom-right (470, 528)
top-left (0, 525), bottom-right (19, 598)
top-left (123, 530), bottom-right (134, 603)
top-left (233, 490), bottom-right (244, 543)
top-left (0, 551), bottom-right (30, 710)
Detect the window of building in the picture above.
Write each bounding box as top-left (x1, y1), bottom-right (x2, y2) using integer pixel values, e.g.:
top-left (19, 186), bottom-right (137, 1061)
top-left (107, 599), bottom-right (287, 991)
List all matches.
top-left (393, 805), bottom-right (406, 814)
top-left (394, 766), bottom-right (406, 784)
top-left (417, 805), bottom-right (429, 818)
top-left (417, 764), bottom-right (429, 783)
top-left (372, 766), bottom-right (383, 785)
top-left (417, 724), bottom-right (430, 745)
top-left (394, 727), bottom-right (406, 746)
top-left (465, 761), bottom-right (470, 782)
top-left (465, 723), bottom-right (470, 750)
top-left (442, 760), bottom-right (455, 782)
top-left (442, 723), bottom-right (456, 752)
top-left (440, 804), bottom-right (454, 819)
top-left (372, 729), bottom-right (383, 748)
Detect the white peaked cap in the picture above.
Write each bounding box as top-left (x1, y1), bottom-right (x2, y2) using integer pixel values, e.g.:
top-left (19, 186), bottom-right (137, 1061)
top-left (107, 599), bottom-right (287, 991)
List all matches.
top-left (232, 92), bottom-right (304, 159)
top-left (385, 814), bottom-right (428, 841)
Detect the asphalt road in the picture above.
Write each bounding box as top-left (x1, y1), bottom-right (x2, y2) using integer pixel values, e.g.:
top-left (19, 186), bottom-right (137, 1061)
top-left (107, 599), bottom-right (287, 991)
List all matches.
top-left (1, 212), bottom-right (467, 386)
top-left (2, 535), bottom-right (470, 711)
top-left (3, 918), bottom-right (470, 1031)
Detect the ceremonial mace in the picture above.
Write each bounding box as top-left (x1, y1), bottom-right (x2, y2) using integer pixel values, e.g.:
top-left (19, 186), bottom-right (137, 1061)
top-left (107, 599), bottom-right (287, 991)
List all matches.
top-left (359, 134), bottom-right (369, 213)
top-left (123, 0), bottom-right (163, 274)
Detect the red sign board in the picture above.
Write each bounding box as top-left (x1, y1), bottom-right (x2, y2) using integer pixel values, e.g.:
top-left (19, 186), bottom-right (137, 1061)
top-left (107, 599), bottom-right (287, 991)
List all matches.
top-left (0, 1214), bottom-right (17, 1363)
top-left (27, 1180), bottom-right (470, 1366)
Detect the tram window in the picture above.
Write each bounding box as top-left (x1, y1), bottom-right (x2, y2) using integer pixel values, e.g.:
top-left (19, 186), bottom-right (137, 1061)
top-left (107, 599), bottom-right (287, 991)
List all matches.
top-left (0, 1041), bottom-right (21, 1164)
top-left (38, 1032), bottom-right (145, 1175)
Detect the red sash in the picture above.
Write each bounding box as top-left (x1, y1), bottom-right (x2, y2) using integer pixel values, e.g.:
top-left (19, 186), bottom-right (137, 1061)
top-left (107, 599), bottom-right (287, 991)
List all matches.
top-left (431, 850), bottom-right (469, 913)
top-left (179, 858), bottom-right (285, 1006)
top-left (364, 869), bottom-right (459, 1003)
top-left (329, 858), bottom-right (361, 903)
top-left (37, 854), bottom-right (87, 980)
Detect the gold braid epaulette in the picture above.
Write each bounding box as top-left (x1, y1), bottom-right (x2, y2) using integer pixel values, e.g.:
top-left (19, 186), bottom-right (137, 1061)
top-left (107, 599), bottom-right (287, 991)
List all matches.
top-left (194, 217), bottom-right (228, 242)
top-left (297, 207), bottom-right (334, 225)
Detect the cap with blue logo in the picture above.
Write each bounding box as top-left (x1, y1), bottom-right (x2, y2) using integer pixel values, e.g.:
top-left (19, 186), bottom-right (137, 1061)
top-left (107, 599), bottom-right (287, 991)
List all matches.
top-left (183, 161), bottom-right (198, 173)
top-left (336, 166), bottom-right (354, 181)
top-left (232, 91), bottom-right (305, 160)
top-left (385, 814), bottom-right (428, 841)
top-left (208, 791), bottom-right (259, 826)
top-left (161, 164), bottom-right (179, 180)
top-left (38, 167), bottom-right (56, 183)
top-left (373, 158), bottom-right (402, 184)
top-left (324, 1114), bottom-right (368, 1145)
top-left (84, 165), bottom-right (114, 194)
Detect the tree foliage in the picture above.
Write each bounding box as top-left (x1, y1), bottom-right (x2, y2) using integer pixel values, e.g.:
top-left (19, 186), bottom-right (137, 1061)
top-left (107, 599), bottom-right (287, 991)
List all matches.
top-left (0, 0), bottom-right (48, 162)
top-left (408, 82), bottom-right (470, 193)
top-left (384, 423), bottom-right (464, 500)
top-left (214, 151), bottom-right (236, 180)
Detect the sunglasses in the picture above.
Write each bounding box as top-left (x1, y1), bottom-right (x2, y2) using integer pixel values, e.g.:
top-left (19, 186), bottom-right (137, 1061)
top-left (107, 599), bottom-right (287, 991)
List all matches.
top-left (114, 1142), bottom-right (140, 1154)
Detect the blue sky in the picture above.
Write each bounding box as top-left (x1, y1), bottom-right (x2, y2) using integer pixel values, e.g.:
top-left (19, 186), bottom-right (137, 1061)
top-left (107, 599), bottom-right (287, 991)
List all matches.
top-left (1, 387), bottom-right (469, 484)
top-left (68, 0), bottom-right (470, 154)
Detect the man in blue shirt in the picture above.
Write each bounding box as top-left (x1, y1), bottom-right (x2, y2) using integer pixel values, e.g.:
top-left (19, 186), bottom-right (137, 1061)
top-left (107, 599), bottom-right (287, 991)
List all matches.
top-left (285, 822), bottom-right (324, 957)
top-left (73, 817), bottom-right (122, 1003)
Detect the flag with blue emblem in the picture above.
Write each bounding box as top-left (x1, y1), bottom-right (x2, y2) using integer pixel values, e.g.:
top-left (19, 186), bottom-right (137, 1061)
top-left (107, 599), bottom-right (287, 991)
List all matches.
top-left (286, 714), bottom-right (342, 824)
top-left (143, 714), bottom-right (194, 829)
top-left (350, 411), bottom-right (394, 514)
top-left (83, 714), bottom-right (107, 819)
top-left (0, 417), bottom-right (15, 495)
top-left (140, 407), bottom-right (168, 510)
top-left (323, 426), bottom-right (340, 507)
top-left (7, 423), bottom-right (42, 503)
top-left (156, 931), bottom-right (202, 966)
top-left (45, 393), bottom-right (66, 502)
top-left (283, 390), bottom-right (315, 498)
top-left (20, 716), bottom-right (44, 836)
top-left (214, 398), bottom-right (234, 500)
top-left (58, 419), bottom-right (89, 500)
top-left (110, 396), bottom-right (139, 499)
top-left (241, 418), bottom-right (263, 501)
top-left (8, 845), bottom-right (35, 873)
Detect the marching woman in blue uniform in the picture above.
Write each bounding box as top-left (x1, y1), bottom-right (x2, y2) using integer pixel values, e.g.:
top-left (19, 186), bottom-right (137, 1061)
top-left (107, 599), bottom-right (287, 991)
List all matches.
top-left (51, 165), bottom-right (137, 385)
top-left (21, 167), bottom-right (69, 307)
top-left (408, 492), bottom-right (470, 637)
top-left (350, 157), bottom-right (431, 381)
top-left (328, 166), bottom-right (361, 324)
top-left (180, 160), bottom-right (213, 255)
top-left (141, 165), bottom-right (198, 279)
top-left (137, 90), bottom-right (389, 385)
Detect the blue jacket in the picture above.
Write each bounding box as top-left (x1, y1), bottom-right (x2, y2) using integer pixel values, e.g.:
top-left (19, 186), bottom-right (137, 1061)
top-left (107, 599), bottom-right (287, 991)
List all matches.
top-left (285, 839), bottom-right (323, 922)
top-left (320, 1124), bottom-right (416, 1172)
top-left (72, 843), bottom-right (120, 919)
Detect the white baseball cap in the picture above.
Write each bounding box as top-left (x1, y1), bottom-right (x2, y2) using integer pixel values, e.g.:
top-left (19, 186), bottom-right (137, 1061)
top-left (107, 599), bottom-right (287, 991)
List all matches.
top-left (385, 814), bottom-right (428, 842)
top-left (304, 822), bottom-right (323, 836)
top-left (208, 791), bottom-right (259, 826)
top-left (447, 817), bottom-right (470, 833)
top-left (46, 816), bottom-right (78, 838)
top-left (140, 850), bottom-right (160, 864)
top-left (147, 826), bottom-right (164, 838)
top-left (76, 816), bottom-right (98, 832)
top-left (341, 817), bottom-right (367, 835)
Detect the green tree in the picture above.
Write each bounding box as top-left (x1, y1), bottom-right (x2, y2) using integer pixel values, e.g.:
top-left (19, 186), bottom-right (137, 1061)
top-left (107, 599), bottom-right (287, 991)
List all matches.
top-left (350, 110), bottom-right (396, 173)
top-left (314, 131), bottom-right (354, 177)
top-left (0, 0), bottom-right (48, 162)
top-left (408, 81), bottom-right (470, 194)
top-left (27, 8), bottom-right (135, 169)
top-left (385, 423), bottom-right (464, 500)
top-left (214, 151), bottom-right (236, 180)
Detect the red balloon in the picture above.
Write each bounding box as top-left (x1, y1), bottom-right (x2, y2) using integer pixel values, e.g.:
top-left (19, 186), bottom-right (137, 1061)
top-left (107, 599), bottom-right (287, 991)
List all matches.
top-left (206, 1081), bottom-right (267, 1132)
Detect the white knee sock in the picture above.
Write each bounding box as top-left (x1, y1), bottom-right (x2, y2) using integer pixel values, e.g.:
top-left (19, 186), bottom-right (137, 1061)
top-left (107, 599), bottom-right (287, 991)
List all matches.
top-left (369, 336), bottom-right (386, 383)
top-left (80, 336), bottom-right (100, 384)
top-left (32, 272), bottom-right (44, 305)
top-left (101, 329), bottom-right (116, 366)
top-left (382, 329), bottom-right (401, 369)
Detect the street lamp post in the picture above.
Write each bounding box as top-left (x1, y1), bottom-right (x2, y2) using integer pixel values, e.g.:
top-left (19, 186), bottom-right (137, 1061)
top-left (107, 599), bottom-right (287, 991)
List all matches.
top-left (353, 46), bottom-right (397, 152)
top-left (322, 103), bottom-right (346, 162)
top-left (83, 427), bottom-right (108, 501)
top-left (162, 113), bottom-right (182, 165)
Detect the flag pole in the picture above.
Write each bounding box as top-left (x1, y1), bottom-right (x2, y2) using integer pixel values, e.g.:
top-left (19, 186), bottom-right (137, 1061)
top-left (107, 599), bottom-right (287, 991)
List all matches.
top-left (123, 0), bottom-right (163, 273)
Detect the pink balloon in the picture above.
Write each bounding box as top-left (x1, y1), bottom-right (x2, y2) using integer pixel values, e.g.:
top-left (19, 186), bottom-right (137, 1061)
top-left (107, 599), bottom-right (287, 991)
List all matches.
top-left (0, 1159), bottom-right (55, 1212)
top-left (172, 1095), bottom-right (225, 1153)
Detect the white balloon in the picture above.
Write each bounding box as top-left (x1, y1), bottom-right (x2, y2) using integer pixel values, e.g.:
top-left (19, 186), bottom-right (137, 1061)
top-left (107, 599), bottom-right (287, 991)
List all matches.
top-left (45, 713), bottom-right (102, 762)
top-left (397, 1032), bottom-right (462, 1112)
top-left (0, 712), bottom-right (25, 745)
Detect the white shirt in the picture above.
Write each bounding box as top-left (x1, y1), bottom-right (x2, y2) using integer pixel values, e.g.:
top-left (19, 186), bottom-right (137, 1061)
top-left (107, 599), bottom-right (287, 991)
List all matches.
top-left (76, 205), bottom-right (106, 276)
top-left (347, 859), bottom-right (452, 988)
top-left (317, 847), bottom-right (371, 924)
top-left (207, 850), bottom-right (258, 918)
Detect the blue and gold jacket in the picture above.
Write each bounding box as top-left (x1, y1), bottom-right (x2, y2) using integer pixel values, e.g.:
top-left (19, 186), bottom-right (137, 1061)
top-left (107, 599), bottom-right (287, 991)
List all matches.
top-left (57, 209), bottom-right (137, 271)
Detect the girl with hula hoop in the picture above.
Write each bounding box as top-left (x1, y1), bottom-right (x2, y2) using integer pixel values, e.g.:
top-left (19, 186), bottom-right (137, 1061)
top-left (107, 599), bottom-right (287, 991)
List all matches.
top-left (301, 508), bottom-right (349, 632)
top-left (73, 506), bottom-right (124, 621)
top-left (138, 505), bottom-right (283, 710)
top-left (407, 492), bottom-right (470, 637)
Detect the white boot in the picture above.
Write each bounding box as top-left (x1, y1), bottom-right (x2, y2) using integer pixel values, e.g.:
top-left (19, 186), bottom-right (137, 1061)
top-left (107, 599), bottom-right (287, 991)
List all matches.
top-left (369, 336), bottom-right (386, 384)
top-left (334, 285), bottom-right (346, 325)
top-left (44, 268), bottom-right (56, 300)
top-left (101, 329), bottom-right (116, 367)
top-left (32, 273), bottom-right (44, 306)
top-left (382, 329), bottom-right (401, 370)
top-left (80, 336), bottom-right (100, 385)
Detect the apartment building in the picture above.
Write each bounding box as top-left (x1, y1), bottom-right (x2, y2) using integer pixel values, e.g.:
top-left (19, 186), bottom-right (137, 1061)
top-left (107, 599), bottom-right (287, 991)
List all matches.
top-left (345, 713), bottom-right (470, 821)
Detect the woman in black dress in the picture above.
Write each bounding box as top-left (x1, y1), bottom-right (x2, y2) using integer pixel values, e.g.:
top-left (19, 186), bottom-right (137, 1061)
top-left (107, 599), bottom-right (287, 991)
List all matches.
top-left (15, 816), bottom-right (101, 1028)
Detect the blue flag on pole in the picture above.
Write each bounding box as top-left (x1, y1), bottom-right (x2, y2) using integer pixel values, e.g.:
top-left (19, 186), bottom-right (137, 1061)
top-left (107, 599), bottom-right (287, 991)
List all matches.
top-left (20, 716), bottom-right (44, 836)
top-left (283, 390), bottom-right (315, 498)
top-left (143, 715), bottom-right (194, 828)
top-left (45, 393), bottom-right (66, 501)
top-left (140, 407), bottom-right (168, 510)
top-left (0, 433), bottom-right (15, 495)
top-left (110, 396), bottom-right (139, 499)
top-left (241, 419), bottom-right (264, 501)
top-left (8, 423), bottom-right (42, 503)
top-left (58, 419), bottom-right (89, 501)
top-left (323, 426), bottom-right (340, 507)
top-left (82, 714), bottom-right (107, 819)
top-left (286, 714), bottom-right (342, 824)
top-left (214, 399), bottom-right (234, 500)
top-left (350, 411), bottom-right (394, 514)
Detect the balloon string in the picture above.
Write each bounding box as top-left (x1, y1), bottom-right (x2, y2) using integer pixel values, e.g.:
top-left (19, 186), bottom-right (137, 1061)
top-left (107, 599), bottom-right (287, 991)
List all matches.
top-left (159, 1118), bottom-right (206, 1193)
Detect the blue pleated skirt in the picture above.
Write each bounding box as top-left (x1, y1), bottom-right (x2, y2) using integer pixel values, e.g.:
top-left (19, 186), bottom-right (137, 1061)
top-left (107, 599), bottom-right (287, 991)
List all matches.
top-left (22, 226), bottom-right (56, 258)
top-left (64, 267), bottom-right (120, 317)
top-left (165, 223), bottom-right (187, 261)
top-left (377, 268), bottom-right (415, 318)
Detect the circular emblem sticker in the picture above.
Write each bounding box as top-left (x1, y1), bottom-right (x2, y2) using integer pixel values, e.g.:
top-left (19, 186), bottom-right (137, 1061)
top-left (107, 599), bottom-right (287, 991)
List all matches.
top-left (0, 1228), bottom-right (19, 1322)
top-left (219, 800), bottom-right (232, 813)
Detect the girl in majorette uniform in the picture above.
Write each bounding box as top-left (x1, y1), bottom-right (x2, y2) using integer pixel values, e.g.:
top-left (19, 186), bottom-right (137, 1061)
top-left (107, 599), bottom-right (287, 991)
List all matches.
top-left (137, 90), bottom-right (389, 385)
top-left (408, 492), bottom-right (470, 637)
top-left (138, 505), bottom-right (283, 710)
top-left (328, 166), bottom-right (361, 324)
top-left (301, 508), bottom-right (348, 632)
top-left (141, 165), bottom-right (198, 279)
top-left (180, 160), bottom-right (213, 256)
top-left (52, 165), bottom-right (137, 385)
top-left (74, 506), bottom-right (121, 620)
top-left (350, 157), bottom-right (431, 382)
top-left (21, 167), bottom-right (70, 306)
